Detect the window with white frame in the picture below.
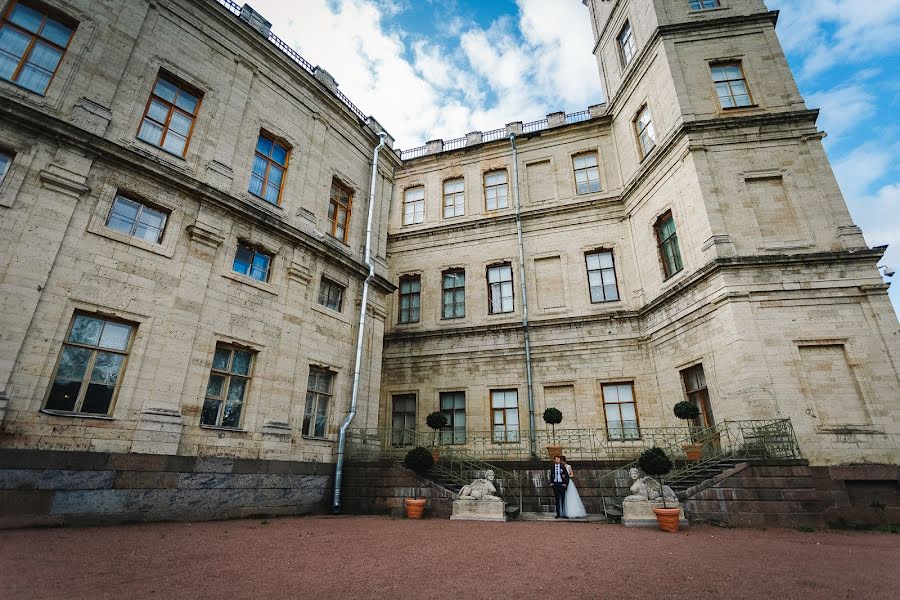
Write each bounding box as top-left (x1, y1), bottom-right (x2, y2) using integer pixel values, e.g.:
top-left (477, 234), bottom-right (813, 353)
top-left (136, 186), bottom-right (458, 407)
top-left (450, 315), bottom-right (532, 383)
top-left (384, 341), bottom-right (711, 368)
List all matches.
top-left (201, 343), bottom-right (254, 429)
top-left (585, 249), bottom-right (619, 303)
top-left (398, 275), bottom-right (421, 324)
top-left (573, 152), bottom-right (602, 194)
top-left (442, 269), bottom-right (465, 319)
top-left (443, 178), bottom-right (465, 218)
top-left (403, 186), bottom-right (425, 225)
top-left (602, 382), bottom-right (640, 441)
top-left (618, 21), bottom-right (636, 67)
top-left (44, 313), bottom-right (135, 416)
top-left (634, 105), bottom-right (656, 158)
top-left (484, 171), bottom-right (508, 210)
top-left (105, 194), bottom-right (169, 244)
top-left (304, 367), bottom-right (333, 438)
top-left (487, 263), bottom-right (514, 314)
top-left (491, 389), bottom-right (519, 443)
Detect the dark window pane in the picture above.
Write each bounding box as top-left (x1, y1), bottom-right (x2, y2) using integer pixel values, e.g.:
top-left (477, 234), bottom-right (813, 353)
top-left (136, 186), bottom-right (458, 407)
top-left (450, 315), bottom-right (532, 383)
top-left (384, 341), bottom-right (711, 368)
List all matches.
top-left (206, 374), bottom-right (225, 398)
top-left (81, 383), bottom-right (114, 414)
top-left (201, 399), bottom-right (221, 426)
top-left (212, 346), bottom-right (231, 371)
top-left (89, 352), bottom-right (124, 385)
top-left (222, 401), bottom-right (242, 428)
top-left (227, 378), bottom-right (246, 403)
top-left (231, 351), bottom-right (252, 376)
top-left (69, 315), bottom-right (103, 345)
top-left (56, 346), bottom-right (91, 380)
top-left (45, 378), bottom-right (80, 412)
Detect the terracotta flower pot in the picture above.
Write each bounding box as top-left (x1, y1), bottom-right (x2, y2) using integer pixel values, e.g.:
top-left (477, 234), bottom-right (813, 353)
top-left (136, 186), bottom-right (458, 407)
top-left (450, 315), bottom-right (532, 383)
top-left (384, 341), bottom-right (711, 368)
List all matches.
top-left (546, 444), bottom-right (564, 460)
top-left (682, 443), bottom-right (702, 461)
top-left (405, 498), bottom-right (426, 519)
top-left (652, 507), bottom-right (682, 532)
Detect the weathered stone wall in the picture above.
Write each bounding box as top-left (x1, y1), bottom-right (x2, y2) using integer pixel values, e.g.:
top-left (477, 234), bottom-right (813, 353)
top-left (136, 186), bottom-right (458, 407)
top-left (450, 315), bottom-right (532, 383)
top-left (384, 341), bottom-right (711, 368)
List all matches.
top-left (341, 461), bottom-right (454, 518)
top-left (0, 448), bottom-right (332, 529)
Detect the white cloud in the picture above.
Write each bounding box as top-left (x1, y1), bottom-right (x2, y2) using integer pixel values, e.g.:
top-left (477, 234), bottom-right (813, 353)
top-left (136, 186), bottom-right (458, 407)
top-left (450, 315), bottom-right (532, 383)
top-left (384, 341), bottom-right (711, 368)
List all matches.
top-left (807, 84), bottom-right (875, 143)
top-left (249, 0), bottom-right (602, 147)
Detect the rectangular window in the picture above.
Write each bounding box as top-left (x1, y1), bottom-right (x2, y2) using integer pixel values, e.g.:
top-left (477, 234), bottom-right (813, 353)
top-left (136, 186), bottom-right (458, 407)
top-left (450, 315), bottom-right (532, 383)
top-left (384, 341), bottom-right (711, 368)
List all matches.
top-left (487, 263), bottom-right (514, 314)
top-left (441, 269), bottom-right (465, 319)
top-left (249, 133), bottom-right (289, 205)
top-left (443, 178), bottom-right (465, 218)
top-left (403, 187), bottom-right (425, 225)
top-left (440, 391), bottom-right (466, 445)
top-left (105, 194), bottom-right (169, 244)
top-left (585, 250), bottom-right (619, 303)
top-left (391, 394), bottom-right (416, 447)
top-left (304, 367), bottom-right (333, 438)
top-left (681, 364), bottom-right (714, 428)
top-left (0, 2), bottom-right (74, 95)
top-left (201, 344), bottom-right (254, 429)
top-left (655, 211), bottom-right (683, 278)
top-left (44, 313), bottom-right (134, 416)
top-left (635, 105), bottom-right (656, 158)
top-left (232, 243), bottom-right (272, 282)
top-left (689, 0), bottom-right (720, 10)
top-left (618, 21), bottom-right (636, 67)
top-left (137, 74), bottom-right (201, 157)
top-left (328, 179), bottom-right (352, 242)
top-left (491, 389), bottom-right (519, 443)
top-left (484, 171), bottom-right (508, 211)
top-left (602, 382), bottom-right (639, 441)
top-left (398, 275), bottom-right (421, 324)
top-left (573, 153), bottom-right (601, 194)
top-left (0, 150), bottom-right (12, 184)
top-left (318, 278), bottom-right (345, 312)
top-left (711, 62), bottom-right (752, 109)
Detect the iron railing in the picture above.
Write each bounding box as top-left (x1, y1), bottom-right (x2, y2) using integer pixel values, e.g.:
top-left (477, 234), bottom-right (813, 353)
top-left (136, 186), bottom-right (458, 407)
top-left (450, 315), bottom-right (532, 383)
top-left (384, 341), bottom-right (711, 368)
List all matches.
top-left (443, 136), bottom-right (467, 151)
top-left (596, 419), bottom-right (802, 520)
top-left (482, 127), bottom-right (508, 143)
top-left (565, 110), bottom-right (591, 124)
top-left (523, 118), bottom-right (548, 133)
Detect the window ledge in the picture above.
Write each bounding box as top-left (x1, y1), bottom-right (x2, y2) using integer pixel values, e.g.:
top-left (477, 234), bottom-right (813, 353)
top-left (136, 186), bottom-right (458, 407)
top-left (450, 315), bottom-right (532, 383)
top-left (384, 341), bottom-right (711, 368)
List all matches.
top-left (134, 137), bottom-right (188, 162)
top-left (248, 191), bottom-right (284, 210)
top-left (0, 77), bottom-right (47, 97)
top-left (310, 302), bottom-right (351, 324)
top-left (301, 436), bottom-right (334, 443)
top-left (222, 271), bottom-right (279, 296)
top-left (87, 225), bottom-right (176, 258)
top-left (720, 104), bottom-right (760, 112)
top-left (40, 409), bottom-right (114, 420)
top-left (662, 269), bottom-right (686, 284)
top-left (199, 424), bottom-right (247, 433)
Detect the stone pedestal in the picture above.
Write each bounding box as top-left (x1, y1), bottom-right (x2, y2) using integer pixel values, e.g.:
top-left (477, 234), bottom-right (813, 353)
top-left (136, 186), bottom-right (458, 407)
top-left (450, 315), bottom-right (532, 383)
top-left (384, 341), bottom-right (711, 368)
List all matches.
top-left (450, 499), bottom-right (507, 522)
top-left (622, 500), bottom-right (688, 528)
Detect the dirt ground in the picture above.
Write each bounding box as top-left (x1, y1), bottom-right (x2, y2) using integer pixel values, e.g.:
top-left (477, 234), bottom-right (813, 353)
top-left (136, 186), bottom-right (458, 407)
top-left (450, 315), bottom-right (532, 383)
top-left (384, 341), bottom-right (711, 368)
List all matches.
top-left (1, 516), bottom-right (898, 599)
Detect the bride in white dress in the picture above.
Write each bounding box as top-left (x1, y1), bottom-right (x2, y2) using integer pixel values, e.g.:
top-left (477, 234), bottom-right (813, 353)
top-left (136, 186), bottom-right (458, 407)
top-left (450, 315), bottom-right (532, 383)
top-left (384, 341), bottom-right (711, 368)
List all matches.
top-left (562, 456), bottom-right (587, 518)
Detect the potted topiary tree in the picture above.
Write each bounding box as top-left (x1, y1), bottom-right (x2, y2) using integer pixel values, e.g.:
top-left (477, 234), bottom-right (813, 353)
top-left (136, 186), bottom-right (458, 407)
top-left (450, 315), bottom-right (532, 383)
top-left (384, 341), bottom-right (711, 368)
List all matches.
top-left (673, 401), bottom-right (703, 461)
top-left (403, 446), bottom-right (434, 519)
top-left (543, 407), bottom-right (563, 460)
top-left (638, 446), bottom-right (681, 532)
top-left (425, 411), bottom-right (448, 463)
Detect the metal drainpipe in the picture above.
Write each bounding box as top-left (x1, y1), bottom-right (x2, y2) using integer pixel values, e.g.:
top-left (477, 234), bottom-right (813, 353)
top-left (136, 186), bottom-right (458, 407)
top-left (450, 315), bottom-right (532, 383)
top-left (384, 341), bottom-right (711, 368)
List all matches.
top-left (509, 133), bottom-right (537, 458)
top-left (332, 130), bottom-right (387, 513)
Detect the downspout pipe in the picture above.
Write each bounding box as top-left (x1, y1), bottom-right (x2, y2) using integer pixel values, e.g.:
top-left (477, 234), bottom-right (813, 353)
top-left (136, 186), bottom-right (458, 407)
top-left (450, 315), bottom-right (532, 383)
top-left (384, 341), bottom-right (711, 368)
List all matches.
top-left (509, 133), bottom-right (537, 458)
top-left (333, 130), bottom-right (387, 513)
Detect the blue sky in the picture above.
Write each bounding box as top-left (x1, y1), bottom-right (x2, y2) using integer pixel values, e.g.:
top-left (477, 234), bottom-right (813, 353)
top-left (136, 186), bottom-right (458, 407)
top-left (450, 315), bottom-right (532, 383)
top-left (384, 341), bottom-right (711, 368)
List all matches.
top-left (251, 0), bottom-right (899, 314)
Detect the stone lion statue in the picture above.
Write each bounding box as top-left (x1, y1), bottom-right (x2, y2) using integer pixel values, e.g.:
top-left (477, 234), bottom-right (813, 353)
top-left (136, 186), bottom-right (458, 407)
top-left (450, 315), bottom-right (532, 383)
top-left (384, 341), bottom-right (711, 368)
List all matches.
top-left (623, 466), bottom-right (678, 503)
top-left (458, 470), bottom-right (502, 502)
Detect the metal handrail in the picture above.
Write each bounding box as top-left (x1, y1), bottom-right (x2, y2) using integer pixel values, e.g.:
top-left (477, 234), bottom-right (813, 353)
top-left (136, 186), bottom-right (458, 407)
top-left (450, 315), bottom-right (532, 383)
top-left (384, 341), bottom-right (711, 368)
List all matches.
top-left (443, 136), bottom-right (466, 151)
top-left (523, 118), bottom-right (548, 133)
top-left (482, 127), bottom-right (507, 143)
top-left (399, 146), bottom-right (428, 160)
top-left (565, 110), bottom-right (591, 124)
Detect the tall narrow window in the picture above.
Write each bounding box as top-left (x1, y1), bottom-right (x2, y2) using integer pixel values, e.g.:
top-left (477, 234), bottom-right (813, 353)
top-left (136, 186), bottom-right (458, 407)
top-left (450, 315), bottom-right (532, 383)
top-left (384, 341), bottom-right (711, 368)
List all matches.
top-left (318, 278), bottom-right (344, 312)
top-left (44, 313), bottom-right (134, 416)
top-left (328, 179), bottom-right (352, 242)
top-left (487, 263), bottom-right (514, 314)
top-left (573, 153), bottom-right (601, 194)
top-left (391, 394), bottom-right (416, 447)
top-left (137, 74), bottom-right (201, 157)
top-left (711, 62), bottom-right (752, 109)
top-left (681, 364), bottom-right (714, 427)
top-left (232, 243), bottom-right (272, 282)
top-left (689, 0), bottom-right (720, 10)
top-left (617, 20), bottom-right (636, 67)
top-left (442, 269), bottom-right (465, 319)
top-left (0, 150), bottom-right (10, 184)
top-left (484, 171), bottom-right (508, 210)
top-left (440, 391), bottom-right (466, 445)
top-left (201, 344), bottom-right (254, 429)
top-left (585, 250), bottom-right (619, 303)
top-left (403, 187), bottom-right (425, 225)
top-left (0, 2), bottom-right (74, 95)
top-left (398, 275), bottom-right (421, 324)
top-left (249, 133), bottom-right (289, 205)
top-left (443, 178), bottom-right (465, 218)
top-left (655, 211), bottom-right (683, 278)
top-left (491, 389), bottom-right (519, 443)
top-left (635, 105), bottom-right (656, 158)
top-left (304, 367), bottom-right (333, 438)
top-left (105, 194), bottom-right (169, 244)
top-left (602, 383), bottom-right (640, 441)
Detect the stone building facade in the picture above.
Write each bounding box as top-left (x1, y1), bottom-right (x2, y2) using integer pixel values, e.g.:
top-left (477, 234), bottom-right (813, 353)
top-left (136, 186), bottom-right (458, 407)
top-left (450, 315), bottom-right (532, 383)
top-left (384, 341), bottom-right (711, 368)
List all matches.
top-left (381, 0), bottom-right (900, 466)
top-left (0, 0), bottom-right (897, 526)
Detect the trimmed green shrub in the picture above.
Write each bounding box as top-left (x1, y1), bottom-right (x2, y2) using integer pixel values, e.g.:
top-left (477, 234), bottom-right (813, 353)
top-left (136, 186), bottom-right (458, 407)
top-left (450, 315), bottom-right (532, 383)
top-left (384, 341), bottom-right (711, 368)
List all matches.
top-left (404, 446), bottom-right (434, 474)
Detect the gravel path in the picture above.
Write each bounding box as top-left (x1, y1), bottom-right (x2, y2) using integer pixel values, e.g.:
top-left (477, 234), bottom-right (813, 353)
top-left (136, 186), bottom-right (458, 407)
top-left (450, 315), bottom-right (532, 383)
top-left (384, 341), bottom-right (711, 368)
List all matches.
top-left (2, 516), bottom-right (897, 599)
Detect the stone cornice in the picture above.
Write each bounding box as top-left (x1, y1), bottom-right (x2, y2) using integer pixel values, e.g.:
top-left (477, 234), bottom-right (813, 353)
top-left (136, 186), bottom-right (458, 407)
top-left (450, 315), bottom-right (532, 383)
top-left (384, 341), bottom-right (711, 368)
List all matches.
top-left (0, 96), bottom-right (395, 295)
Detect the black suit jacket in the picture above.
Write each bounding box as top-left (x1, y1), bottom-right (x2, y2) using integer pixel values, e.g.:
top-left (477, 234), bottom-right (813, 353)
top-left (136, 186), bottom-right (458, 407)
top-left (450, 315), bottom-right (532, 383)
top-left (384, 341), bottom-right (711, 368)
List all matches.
top-left (549, 464), bottom-right (570, 486)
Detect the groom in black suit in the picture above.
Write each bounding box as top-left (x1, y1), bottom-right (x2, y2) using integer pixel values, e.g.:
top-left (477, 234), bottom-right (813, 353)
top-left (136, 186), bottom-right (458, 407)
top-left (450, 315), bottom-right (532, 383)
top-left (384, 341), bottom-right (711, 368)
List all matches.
top-left (548, 455), bottom-right (570, 518)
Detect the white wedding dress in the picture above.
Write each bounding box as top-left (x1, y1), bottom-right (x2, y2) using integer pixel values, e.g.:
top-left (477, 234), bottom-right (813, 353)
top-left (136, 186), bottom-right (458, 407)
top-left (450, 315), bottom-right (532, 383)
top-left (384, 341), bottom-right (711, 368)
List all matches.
top-left (563, 465), bottom-right (587, 518)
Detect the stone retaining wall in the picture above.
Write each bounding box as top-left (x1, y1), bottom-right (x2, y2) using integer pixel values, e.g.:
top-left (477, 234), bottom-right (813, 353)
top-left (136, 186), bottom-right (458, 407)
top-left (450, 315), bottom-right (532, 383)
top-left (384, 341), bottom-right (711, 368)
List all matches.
top-left (341, 461), bottom-right (454, 518)
top-left (0, 449), bottom-right (333, 529)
